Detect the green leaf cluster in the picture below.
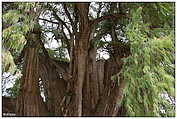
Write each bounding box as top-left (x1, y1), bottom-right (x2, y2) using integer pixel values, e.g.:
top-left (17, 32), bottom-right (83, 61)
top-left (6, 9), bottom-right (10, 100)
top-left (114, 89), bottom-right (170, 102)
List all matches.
top-left (121, 7), bottom-right (175, 117)
top-left (2, 3), bottom-right (39, 73)
top-left (2, 49), bottom-right (16, 74)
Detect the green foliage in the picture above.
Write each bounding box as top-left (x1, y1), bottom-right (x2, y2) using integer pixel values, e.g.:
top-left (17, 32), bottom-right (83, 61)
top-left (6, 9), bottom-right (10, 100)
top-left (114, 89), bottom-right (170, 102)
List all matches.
top-left (2, 49), bottom-right (16, 74)
top-left (3, 6), bottom-right (27, 53)
top-left (2, 2), bottom-right (40, 48)
top-left (121, 7), bottom-right (175, 117)
top-left (2, 11), bottom-right (25, 73)
top-left (2, 3), bottom-right (40, 73)
top-left (3, 10), bottom-right (22, 25)
top-left (17, 2), bottom-right (36, 12)
top-left (3, 28), bottom-right (26, 52)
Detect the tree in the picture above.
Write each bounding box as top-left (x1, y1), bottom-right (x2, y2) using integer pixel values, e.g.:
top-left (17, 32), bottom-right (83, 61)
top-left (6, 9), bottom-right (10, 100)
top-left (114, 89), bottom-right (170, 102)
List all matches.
top-left (2, 2), bottom-right (175, 117)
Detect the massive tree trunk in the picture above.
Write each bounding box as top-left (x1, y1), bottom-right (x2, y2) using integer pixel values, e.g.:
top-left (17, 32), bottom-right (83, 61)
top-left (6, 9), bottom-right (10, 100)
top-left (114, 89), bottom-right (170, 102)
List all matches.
top-left (15, 31), bottom-right (48, 116)
top-left (13, 3), bottom-right (129, 117)
top-left (38, 3), bottom-right (127, 117)
top-left (61, 3), bottom-right (92, 116)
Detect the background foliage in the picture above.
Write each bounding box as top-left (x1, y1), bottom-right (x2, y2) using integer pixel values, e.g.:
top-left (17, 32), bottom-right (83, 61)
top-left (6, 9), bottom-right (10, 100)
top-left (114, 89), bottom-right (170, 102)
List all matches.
top-left (120, 7), bottom-right (175, 116)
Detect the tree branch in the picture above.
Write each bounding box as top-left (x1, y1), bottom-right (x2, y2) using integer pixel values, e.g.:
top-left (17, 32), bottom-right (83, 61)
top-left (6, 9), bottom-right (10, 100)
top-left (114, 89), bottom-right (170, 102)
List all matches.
top-left (63, 3), bottom-right (74, 28)
top-left (38, 18), bottom-right (59, 24)
top-left (91, 13), bottom-right (127, 26)
top-left (61, 25), bottom-right (71, 55)
top-left (52, 10), bottom-right (72, 36)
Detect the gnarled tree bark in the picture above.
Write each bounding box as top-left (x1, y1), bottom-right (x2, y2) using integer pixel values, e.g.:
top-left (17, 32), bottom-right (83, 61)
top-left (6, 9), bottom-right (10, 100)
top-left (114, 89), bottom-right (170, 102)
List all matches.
top-left (15, 29), bottom-right (48, 116)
